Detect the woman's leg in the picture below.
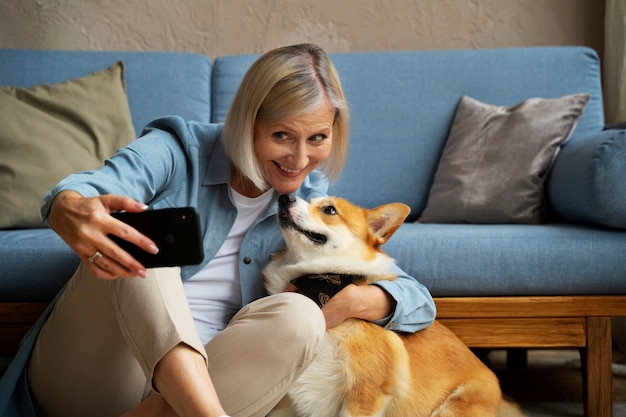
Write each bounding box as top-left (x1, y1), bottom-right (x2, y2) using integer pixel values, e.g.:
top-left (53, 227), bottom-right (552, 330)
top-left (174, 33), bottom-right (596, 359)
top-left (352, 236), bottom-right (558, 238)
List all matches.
top-left (28, 262), bottom-right (325, 417)
top-left (27, 262), bottom-right (205, 417)
top-left (206, 292), bottom-right (326, 417)
top-left (125, 292), bottom-right (326, 417)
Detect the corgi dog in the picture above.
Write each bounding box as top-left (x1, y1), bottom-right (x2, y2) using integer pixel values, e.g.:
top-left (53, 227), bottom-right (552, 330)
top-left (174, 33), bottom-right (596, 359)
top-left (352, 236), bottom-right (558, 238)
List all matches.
top-left (263, 194), bottom-right (524, 417)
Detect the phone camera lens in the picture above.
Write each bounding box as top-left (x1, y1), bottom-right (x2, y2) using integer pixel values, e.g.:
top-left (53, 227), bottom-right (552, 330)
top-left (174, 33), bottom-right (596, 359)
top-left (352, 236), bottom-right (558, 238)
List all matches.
top-left (175, 212), bottom-right (192, 223)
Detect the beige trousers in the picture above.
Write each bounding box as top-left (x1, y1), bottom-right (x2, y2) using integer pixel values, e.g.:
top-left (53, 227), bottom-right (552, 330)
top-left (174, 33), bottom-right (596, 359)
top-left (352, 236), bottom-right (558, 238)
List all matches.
top-left (27, 262), bottom-right (325, 417)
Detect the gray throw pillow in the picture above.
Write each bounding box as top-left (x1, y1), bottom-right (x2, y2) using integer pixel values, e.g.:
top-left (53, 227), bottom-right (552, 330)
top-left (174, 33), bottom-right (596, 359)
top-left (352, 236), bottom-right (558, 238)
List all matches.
top-left (419, 93), bottom-right (589, 224)
top-left (0, 62), bottom-right (136, 229)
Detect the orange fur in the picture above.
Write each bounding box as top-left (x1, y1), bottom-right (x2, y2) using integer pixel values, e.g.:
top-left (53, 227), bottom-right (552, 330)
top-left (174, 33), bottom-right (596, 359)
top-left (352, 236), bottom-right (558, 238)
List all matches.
top-left (264, 196), bottom-right (524, 417)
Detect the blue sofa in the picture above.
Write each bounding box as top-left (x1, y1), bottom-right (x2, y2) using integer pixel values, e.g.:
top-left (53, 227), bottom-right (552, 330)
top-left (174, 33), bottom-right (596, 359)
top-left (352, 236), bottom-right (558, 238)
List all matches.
top-left (1, 47), bottom-right (625, 416)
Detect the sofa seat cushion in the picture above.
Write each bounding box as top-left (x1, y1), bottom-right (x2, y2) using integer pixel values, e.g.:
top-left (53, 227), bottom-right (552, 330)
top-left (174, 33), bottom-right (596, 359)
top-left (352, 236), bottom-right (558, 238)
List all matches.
top-left (385, 223), bottom-right (626, 297)
top-left (6, 223), bottom-right (624, 303)
top-left (0, 229), bottom-right (79, 302)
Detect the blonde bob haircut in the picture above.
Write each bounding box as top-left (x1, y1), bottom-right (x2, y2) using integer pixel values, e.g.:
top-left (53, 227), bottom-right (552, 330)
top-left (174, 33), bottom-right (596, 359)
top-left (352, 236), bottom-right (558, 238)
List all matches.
top-left (222, 43), bottom-right (350, 191)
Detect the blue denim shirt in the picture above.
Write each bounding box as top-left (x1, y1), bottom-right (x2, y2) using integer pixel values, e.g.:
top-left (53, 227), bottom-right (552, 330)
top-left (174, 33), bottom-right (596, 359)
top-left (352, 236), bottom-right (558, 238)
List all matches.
top-left (0, 116), bottom-right (435, 416)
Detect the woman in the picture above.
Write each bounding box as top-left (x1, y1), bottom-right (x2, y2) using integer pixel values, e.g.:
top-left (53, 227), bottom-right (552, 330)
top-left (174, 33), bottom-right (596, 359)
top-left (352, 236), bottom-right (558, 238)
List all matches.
top-left (8, 44), bottom-right (435, 417)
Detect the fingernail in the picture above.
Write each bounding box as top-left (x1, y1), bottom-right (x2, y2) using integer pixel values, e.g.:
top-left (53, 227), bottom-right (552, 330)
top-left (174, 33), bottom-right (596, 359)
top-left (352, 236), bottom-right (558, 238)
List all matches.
top-left (135, 202), bottom-right (149, 210)
top-left (137, 269), bottom-right (147, 278)
top-left (148, 244), bottom-right (159, 254)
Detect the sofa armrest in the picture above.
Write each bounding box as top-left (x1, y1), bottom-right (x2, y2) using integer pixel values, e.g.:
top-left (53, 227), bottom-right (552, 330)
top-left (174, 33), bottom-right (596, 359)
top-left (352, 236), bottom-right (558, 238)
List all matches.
top-left (547, 129), bottom-right (626, 229)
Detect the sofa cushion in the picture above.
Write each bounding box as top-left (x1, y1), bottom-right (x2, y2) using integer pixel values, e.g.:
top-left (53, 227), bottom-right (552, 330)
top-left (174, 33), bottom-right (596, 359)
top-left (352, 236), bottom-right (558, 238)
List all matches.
top-left (0, 229), bottom-right (79, 301)
top-left (419, 94), bottom-right (589, 224)
top-left (385, 223), bottom-right (626, 297)
top-left (0, 62), bottom-right (135, 228)
top-left (548, 129), bottom-right (626, 229)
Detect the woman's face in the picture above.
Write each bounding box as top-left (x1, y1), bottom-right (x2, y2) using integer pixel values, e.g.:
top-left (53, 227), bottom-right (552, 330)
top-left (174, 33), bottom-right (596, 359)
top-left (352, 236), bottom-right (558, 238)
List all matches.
top-left (252, 101), bottom-right (335, 196)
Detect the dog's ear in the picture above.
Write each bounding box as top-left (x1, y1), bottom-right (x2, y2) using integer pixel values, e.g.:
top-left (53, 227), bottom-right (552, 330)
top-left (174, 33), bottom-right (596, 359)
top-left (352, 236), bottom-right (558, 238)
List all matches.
top-left (367, 203), bottom-right (411, 245)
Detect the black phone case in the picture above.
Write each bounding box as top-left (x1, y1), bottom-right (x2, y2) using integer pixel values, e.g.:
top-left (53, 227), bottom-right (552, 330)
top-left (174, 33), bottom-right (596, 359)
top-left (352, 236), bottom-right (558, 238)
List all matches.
top-left (110, 207), bottom-right (204, 268)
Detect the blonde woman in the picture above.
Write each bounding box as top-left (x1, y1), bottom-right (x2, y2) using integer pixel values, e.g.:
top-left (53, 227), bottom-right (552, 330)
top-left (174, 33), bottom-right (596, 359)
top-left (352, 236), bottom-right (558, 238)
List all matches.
top-left (4, 44), bottom-right (435, 417)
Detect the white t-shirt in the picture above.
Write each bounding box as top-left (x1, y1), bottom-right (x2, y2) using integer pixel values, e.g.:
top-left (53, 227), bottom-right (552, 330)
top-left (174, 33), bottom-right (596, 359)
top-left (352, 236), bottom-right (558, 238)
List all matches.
top-left (184, 187), bottom-right (275, 343)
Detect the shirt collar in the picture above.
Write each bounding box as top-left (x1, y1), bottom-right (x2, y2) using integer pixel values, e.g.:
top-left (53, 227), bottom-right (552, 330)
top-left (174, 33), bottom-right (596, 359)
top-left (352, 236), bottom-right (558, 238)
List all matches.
top-left (202, 134), bottom-right (232, 186)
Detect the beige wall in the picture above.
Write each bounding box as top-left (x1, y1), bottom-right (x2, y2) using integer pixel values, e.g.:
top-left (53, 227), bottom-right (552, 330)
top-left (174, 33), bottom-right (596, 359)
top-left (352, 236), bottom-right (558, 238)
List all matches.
top-left (0, 0), bottom-right (604, 59)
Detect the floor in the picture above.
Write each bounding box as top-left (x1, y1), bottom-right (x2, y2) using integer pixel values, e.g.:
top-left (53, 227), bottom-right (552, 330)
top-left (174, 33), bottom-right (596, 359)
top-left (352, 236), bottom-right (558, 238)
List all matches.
top-left (1, 349), bottom-right (625, 416)
top-left (488, 348), bottom-right (626, 417)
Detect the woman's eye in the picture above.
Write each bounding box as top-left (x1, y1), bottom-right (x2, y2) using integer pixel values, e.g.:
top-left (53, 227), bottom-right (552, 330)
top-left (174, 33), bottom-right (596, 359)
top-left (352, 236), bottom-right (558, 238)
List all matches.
top-left (309, 134), bottom-right (327, 143)
top-left (273, 132), bottom-right (289, 141)
top-left (322, 205), bottom-right (337, 215)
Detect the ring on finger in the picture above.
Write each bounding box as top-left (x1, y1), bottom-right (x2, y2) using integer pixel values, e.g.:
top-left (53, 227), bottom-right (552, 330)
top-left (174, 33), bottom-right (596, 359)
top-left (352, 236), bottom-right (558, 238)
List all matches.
top-left (88, 251), bottom-right (104, 264)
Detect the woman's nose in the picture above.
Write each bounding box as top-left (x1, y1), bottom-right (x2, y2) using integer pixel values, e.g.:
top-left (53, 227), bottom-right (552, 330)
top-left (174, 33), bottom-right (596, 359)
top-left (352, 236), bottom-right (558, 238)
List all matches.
top-left (287, 142), bottom-right (308, 168)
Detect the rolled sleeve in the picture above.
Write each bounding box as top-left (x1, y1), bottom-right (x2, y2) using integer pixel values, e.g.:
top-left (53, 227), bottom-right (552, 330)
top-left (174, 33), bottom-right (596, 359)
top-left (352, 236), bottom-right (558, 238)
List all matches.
top-left (373, 265), bottom-right (436, 333)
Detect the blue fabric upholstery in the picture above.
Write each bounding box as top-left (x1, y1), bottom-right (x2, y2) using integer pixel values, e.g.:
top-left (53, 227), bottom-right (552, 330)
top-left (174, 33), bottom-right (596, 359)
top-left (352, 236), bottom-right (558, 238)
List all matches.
top-left (0, 229), bottom-right (78, 302)
top-left (548, 129), bottom-right (626, 229)
top-left (385, 223), bottom-right (626, 297)
top-left (213, 47), bottom-right (605, 221)
top-left (211, 54), bottom-right (257, 124)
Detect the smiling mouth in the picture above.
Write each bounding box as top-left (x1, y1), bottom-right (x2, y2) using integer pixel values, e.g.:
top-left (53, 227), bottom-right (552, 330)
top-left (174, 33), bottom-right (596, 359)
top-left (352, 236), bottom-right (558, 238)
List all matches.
top-left (275, 162), bottom-right (302, 175)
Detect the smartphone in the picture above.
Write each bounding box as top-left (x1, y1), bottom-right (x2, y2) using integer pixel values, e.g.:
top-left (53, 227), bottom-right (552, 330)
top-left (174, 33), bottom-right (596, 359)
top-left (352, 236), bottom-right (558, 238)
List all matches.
top-left (109, 207), bottom-right (204, 268)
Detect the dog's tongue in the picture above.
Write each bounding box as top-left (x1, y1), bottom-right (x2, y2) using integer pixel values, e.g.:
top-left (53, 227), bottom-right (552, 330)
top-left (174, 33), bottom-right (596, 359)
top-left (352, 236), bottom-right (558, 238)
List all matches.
top-left (290, 273), bottom-right (365, 308)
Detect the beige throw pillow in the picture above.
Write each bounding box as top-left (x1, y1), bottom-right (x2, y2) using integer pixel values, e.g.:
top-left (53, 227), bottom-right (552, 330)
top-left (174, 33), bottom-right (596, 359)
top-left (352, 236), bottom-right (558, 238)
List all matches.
top-left (0, 62), bottom-right (136, 228)
top-left (419, 94), bottom-right (589, 224)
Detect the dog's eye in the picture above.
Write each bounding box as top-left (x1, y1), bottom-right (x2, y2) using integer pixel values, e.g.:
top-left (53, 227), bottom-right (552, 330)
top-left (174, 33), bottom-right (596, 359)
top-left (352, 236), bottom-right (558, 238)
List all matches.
top-left (322, 205), bottom-right (337, 215)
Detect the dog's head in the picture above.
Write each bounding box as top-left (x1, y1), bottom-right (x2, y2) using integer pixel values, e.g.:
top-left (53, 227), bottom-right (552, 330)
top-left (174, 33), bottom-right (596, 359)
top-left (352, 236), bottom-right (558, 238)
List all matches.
top-left (276, 194), bottom-right (410, 258)
top-left (263, 194), bottom-right (410, 298)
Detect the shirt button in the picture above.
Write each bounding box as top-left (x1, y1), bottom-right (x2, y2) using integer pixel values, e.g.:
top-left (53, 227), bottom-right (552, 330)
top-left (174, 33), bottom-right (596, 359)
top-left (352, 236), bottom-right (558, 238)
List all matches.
top-left (243, 257), bottom-right (251, 264)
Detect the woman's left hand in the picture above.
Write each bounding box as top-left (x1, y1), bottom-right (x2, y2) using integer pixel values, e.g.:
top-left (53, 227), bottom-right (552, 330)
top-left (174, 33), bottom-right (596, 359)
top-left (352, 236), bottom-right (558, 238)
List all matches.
top-left (320, 284), bottom-right (396, 330)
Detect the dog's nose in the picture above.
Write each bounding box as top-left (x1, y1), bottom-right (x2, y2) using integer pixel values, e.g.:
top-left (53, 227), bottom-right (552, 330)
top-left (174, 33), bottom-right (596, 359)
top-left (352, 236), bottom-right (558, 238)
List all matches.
top-left (278, 194), bottom-right (296, 207)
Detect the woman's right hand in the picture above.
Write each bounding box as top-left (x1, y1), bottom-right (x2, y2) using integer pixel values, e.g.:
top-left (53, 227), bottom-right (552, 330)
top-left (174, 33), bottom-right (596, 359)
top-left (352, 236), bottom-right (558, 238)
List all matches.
top-left (48, 191), bottom-right (159, 279)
